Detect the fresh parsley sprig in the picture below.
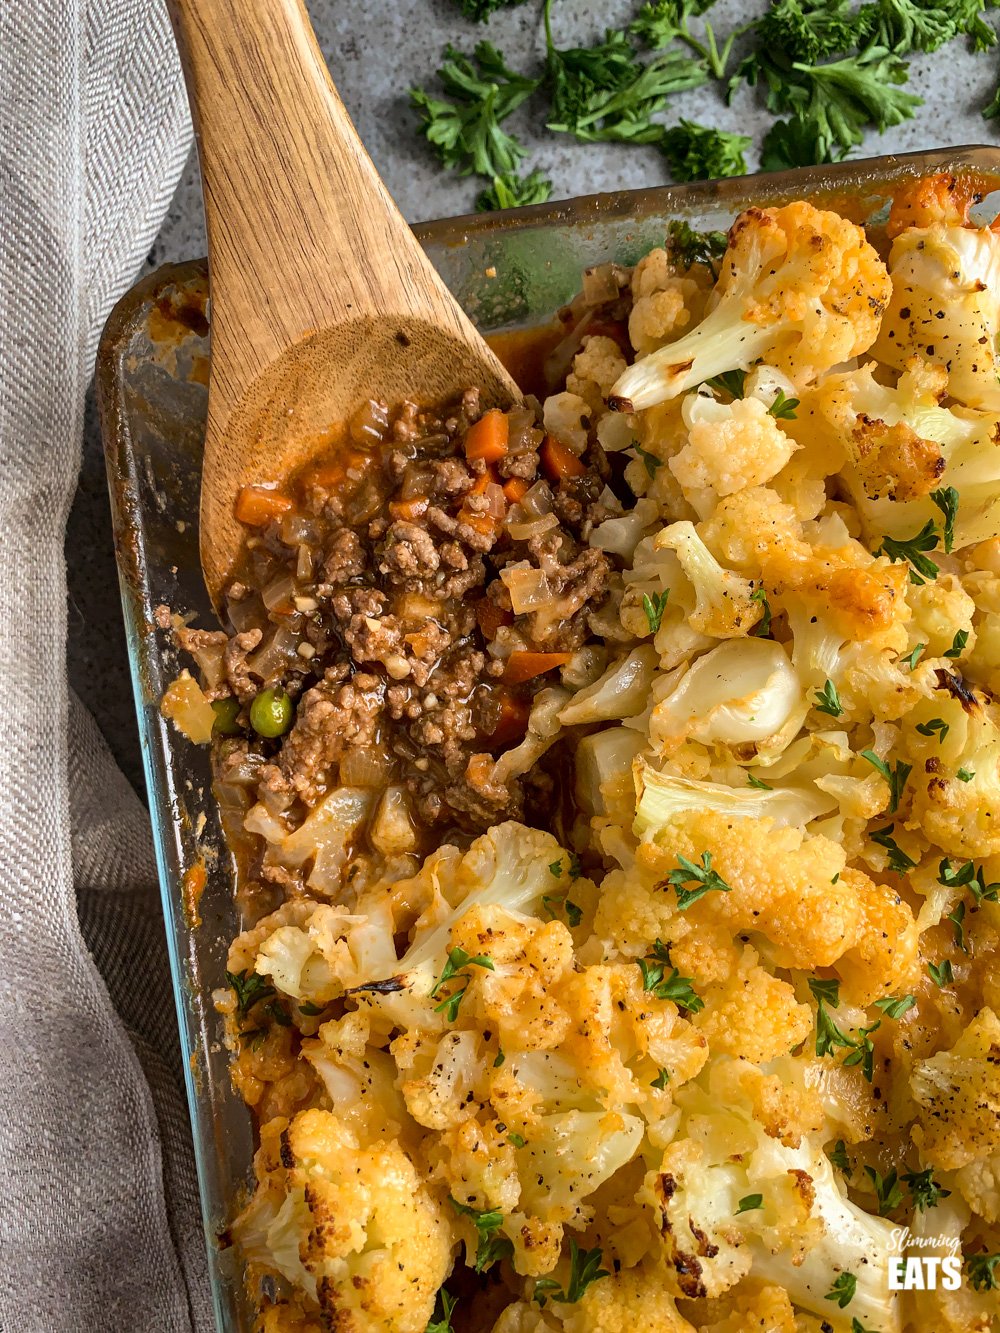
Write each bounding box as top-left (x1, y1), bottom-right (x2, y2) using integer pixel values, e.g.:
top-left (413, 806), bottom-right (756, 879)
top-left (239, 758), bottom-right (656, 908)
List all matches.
top-left (450, 1198), bottom-right (513, 1273)
top-left (534, 1240), bottom-right (610, 1306)
top-left (666, 850), bottom-right (733, 909)
top-left (637, 939), bottom-right (704, 1012)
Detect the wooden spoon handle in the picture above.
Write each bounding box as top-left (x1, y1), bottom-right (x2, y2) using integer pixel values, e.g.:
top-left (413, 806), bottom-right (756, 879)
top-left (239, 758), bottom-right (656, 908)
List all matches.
top-left (167, 0), bottom-right (475, 388)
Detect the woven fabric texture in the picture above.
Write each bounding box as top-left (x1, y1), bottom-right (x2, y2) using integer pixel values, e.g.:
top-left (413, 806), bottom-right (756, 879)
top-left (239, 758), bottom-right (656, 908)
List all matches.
top-left (0, 1), bottom-right (211, 1327)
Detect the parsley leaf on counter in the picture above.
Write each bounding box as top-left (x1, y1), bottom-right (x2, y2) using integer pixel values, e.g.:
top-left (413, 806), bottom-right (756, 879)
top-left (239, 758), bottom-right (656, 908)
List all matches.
top-left (452, 0), bottom-right (528, 19)
top-left (477, 169), bottom-right (553, 210)
top-left (411, 42), bottom-right (539, 179)
top-left (545, 0), bottom-right (707, 144)
top-left (631, 0), bottom-right (748, 79)
top-left (660, 119), bottom-right (751, 179)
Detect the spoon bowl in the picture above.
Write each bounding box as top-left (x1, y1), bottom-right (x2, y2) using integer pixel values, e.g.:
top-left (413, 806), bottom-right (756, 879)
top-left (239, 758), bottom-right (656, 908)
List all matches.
top-left (167, 0), bottom-right (520, 604)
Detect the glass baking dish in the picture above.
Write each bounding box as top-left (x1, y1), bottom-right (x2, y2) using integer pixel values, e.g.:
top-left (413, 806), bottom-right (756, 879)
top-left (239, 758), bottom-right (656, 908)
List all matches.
top-left (96, 145), bottom-right (1000, 1332)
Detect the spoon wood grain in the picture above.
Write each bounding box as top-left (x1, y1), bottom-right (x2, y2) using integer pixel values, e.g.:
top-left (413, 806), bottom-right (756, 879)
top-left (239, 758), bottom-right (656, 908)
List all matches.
top-left (166, 0), bottom-right (520, 604)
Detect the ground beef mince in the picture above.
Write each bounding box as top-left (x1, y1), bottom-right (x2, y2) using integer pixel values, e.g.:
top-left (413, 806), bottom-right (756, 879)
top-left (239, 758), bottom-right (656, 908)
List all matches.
top-left (176, 390), bottom-right (615, 867)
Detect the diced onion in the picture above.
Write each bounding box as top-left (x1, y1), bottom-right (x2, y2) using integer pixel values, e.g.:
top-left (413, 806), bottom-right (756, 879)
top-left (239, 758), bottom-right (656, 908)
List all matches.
top-left (339, 746), bottom-right (394, 789)
top-left (506, 510), bottom-right (559, 541)
top-left (520, 480), bottom-right (554, 518)
top-left (500, 561), bottom-right (553, 613)
top-left (349, 398), bottom-right (389, 445)
top-left (261, 571), bottom-right (297, 612)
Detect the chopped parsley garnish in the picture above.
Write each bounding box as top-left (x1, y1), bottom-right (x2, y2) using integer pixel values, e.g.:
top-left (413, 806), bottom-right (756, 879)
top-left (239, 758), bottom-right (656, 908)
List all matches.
top-left (651, 1067), bottom-right (670, 1089)
top-left (297, 1000), bottom-right (326, 1016)
top-left (638, 940), bottom-right (704, 1012)
top-left (930, 485), bottom-right (959, 553)
top-left (904, 642), bottom-right (926, 671)
top-left (944, 627), bottom-right (969, 658)
top-left (704, 368), bottom-right (747, 398)
top-left (903, 1167), bottom-right (951, 1212)
top-left (938, 857), bottom-right (1000, 903)
top-left (665, 219), bottom-right (729, 274)
top-left (829, 1139), bottom-right (850, 1172)
top-left (747, 772), bottom-right (773, 790)
top-left (751, 584), bottom-right (773, 637)
top-left (227, 969), bottom-right (275, 1018)
top-left (860, 750), bottom-right (911, 814)
top-left (851, 1320), bottom-right (877, 1333)
top-left (769, 388), bottom-right (800, 419)
top-left (427, 1287), bottom-right (458, 1333)
top-left (966, 1252), bottom-right (1000, 1292)
top-left (947, 900), bottom-right (968, 952)
top-left (534, 1240), bottom-right (610, 1306)
top-left (548, 860), bottom-right (563, 877)
top-left (915, 716), bottom-right (949, 741)
top-left (449, 1198), bottom-right (514, 1273)
top-left (813, 678), bottom-right (843, 717)
top-left (735, 1193), bottom-right (764, 1214)
top-left (634, 442), bottom-right (662, 476)
top-left (869, 825), bottom-right (916, 874)
top-left (873, 994), bottom-right (916, 1020)
top-left (825, 1270), bottom-right (858, 1307)
top-left (507, 1132), bottom-right (526, 1148)
top-left (957, 766), bottom-right (975, 782)
top-left (928, 958), bottom-right (954, 988)
top-left (809, 977), bottom-right (880, 1081)
top-left (542, 893), bottom-right (583, 927)
top-left (432, 947), bottom-right (495, 1020)
top-left (865, 1165), bottom-right (903, 1216)
top-left (877, 518), bottom-right (940, 585)
top-left (666, 850), bottom-right (733, 909)
top-left (643, 588), bottom-right (670, 634)
top-left (494, 1048), bottom-right (506, 1067)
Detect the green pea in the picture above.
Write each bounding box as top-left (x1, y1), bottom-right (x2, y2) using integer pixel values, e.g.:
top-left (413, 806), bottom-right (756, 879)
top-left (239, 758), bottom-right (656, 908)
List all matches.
top-left (211, 697), bottom-right (243, 735)
top-left (250, 688), bottom-right (293, 738)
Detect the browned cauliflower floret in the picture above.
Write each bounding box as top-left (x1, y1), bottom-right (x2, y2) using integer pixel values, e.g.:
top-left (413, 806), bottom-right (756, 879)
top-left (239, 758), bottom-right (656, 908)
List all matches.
top-left (623, 810), bottom-right (918, 998)
top-left (610, 201), bottom-right (891, 412)
top-left (692, 946), bottom-right (813, 1064)
top-left (491, 1264), bottom-right (698, 1332)
top-left (231, 1110), bottom-right (453, 1332)
top-left (910, 1007), bottom-right (1000, 1171)
top-left (669, 396), bottom-right (799, 499)
top-left (566, 335), bottom-right (627, 418)
top-left (695, 1282), bottom-right (798, 1332)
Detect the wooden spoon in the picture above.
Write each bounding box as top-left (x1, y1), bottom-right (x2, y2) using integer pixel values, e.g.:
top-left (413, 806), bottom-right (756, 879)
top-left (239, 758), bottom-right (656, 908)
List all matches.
top-left (167, 0), bottom-right (520, 604)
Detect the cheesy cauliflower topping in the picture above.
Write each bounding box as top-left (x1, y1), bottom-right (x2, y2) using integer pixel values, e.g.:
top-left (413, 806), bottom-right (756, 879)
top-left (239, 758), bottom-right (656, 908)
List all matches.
top-left (216, 180), bottom-right (1000, 1332)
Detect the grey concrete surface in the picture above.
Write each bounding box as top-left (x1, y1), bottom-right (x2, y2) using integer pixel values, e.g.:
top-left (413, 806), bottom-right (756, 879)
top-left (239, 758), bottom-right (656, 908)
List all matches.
top-left (71, 0), bottom-right (1000, 792)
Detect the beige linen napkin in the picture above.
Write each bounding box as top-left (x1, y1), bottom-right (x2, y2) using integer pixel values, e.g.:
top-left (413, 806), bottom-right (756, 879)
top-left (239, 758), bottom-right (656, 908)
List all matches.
top-left (0, 1), bottom-right (213, 1327)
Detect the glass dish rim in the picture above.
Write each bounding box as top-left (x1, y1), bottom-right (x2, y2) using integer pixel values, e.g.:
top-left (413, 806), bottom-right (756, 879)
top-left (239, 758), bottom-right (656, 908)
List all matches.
top-left (95, 141), bottom-right (1000, 1332)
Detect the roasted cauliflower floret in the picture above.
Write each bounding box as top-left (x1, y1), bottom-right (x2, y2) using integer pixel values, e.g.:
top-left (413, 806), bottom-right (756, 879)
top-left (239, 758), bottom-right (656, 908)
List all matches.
top-left (610, 201), bottom-right (891, 412)
top-left (692, 946), bottom-right (813, 1064)
top-left (910, 1008), bottom-right (1000, 1171)
top-left (566, 335), bottom-right (628, 418)
top-left (670, 394), bottom-right (799, 501)
top-left (874, 209), bottom-right (1000, 410)
top-left (231, 1110), bottom-right (453, 1332)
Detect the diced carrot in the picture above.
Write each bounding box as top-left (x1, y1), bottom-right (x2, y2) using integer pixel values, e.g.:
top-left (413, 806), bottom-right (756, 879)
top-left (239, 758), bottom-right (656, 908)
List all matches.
top-left (306, 448), bottom-right (370, 489)
top-left (502, 651), bottom-right (573, 684)
top-left (503, 476), bottom-right (530, 504)
top-left (487, 689), bottom-right (531, 748)
top-left (468, 468), bottom-right (496, 496)
top-left (476, 598), bottom-right (514, 641)
top-left (388, 495), bottom-right (429, 521)
top-left (540, 434), bottom-right (587, 482)
top-left (234, 484), bottom-right (294, 527)
top-left (464, 409), bottom-right (509, 463)
top-left (460, 512), bottom-right (500, 537)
